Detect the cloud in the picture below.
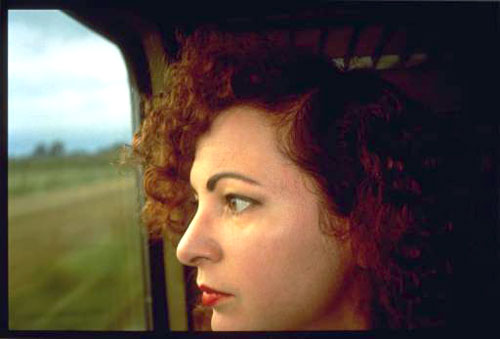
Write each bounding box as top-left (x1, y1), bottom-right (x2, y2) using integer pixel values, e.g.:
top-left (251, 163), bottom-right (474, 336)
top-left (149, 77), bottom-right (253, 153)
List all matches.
top-left (8, 10), bottom-right (132, 156)
top-left (9, 36), bottom-right (128, 85)
top-left (9, 9), bottom-right (97, 42)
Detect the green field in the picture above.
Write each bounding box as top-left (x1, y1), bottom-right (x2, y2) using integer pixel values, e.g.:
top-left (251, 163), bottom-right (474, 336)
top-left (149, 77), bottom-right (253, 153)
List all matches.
top-left (8, 152), bottom-right (150, 330)
top-left (8, 151), bottom-right (133, 197)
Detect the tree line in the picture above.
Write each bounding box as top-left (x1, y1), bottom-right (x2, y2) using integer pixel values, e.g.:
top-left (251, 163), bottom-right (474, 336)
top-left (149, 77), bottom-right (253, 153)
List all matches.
top-left (32, 141), bottom-right (65, 157)
top-left (31, 141), bottom-right (126, 158)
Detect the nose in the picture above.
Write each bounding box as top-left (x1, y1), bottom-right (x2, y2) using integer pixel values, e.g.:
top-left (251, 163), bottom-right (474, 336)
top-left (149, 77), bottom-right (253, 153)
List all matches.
top-left (176, 207), bottom-right (223, 267)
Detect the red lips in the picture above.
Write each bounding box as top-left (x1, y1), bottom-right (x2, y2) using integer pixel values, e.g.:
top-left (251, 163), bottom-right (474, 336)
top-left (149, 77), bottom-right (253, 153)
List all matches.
top-left (199, 284), bottom-right (232, 307)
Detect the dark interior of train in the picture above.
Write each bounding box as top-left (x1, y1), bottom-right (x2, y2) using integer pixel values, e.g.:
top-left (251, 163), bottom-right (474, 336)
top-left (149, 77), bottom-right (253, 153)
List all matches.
top-left (24, 1), bottom-right (498, 331)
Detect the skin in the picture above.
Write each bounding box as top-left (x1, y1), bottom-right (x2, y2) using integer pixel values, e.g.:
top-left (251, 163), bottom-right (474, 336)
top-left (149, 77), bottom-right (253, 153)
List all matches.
top-left (176, 105), bottom-right (370, 331)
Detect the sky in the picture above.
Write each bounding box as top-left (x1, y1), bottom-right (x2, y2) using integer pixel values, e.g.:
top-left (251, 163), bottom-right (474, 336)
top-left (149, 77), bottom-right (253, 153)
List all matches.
top-left (8, 10), bottom-right (133, 157)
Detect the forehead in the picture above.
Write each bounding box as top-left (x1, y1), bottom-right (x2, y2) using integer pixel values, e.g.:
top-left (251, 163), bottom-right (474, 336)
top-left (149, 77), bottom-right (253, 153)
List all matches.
top-left (190, 105), bottom-right (293, 187)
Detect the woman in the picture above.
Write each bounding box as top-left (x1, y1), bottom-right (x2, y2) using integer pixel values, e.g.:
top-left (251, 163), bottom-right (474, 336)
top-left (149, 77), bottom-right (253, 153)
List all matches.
top-left (133, 27), bottom-right (452, 330)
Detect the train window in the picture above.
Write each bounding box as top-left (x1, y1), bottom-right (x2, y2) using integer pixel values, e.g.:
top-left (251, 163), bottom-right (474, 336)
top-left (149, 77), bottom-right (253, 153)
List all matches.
top-left (8, 10), bottom-right (151, 330)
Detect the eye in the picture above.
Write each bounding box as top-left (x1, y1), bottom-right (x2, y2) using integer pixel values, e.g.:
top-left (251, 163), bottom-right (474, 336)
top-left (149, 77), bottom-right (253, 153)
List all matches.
top-left (225, 194), bottom-right (254, 214)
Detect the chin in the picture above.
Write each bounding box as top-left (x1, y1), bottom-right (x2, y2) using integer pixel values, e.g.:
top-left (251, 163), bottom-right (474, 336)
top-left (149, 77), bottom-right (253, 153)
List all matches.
top-left (210, 313), bottom-right (239, 331)
top-left (211, 312), bottom-right (264, 331)
top-left (211, 312), bottom-right (294, 331)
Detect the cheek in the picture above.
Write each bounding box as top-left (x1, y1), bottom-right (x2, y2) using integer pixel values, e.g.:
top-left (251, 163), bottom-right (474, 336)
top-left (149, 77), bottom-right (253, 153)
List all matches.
top-left (219, 212), bottom-right (298, 297)
top-left (224, 219), bottom-right (283, 279)
top-left (214, 199), bottom-right (355, 330)
top-left (227, 206), bottom-right (338, 297)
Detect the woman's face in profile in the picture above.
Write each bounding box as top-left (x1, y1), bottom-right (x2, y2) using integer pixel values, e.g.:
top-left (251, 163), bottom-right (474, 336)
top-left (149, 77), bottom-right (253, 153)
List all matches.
top-left (176, 105), bottom-right (363, 330)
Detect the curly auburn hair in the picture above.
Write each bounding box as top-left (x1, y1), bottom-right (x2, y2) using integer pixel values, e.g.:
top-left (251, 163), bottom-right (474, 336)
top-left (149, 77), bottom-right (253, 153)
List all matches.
top-left (133, 26), bottom-right (452, 329)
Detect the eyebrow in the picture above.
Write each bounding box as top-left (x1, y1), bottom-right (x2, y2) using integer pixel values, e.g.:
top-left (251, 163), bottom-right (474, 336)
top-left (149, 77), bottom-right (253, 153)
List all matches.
top-left (206, 172), bottom-right (261, 191)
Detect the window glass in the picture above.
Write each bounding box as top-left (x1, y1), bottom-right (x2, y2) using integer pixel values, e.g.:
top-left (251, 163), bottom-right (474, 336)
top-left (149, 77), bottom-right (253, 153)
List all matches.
top-left (8, 10), bottom-right (150, 330)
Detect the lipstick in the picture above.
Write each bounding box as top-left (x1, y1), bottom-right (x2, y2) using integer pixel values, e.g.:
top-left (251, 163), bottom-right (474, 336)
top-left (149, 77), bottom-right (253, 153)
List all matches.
top-left (199, 284), bottom-right (232, 307)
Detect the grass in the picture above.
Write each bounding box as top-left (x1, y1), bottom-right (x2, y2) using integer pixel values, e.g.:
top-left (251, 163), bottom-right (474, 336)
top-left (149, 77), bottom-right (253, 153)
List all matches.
top-left (8, 152), bottom-right (149, 330)
top-left (8, 151), bottom-right (135, 197)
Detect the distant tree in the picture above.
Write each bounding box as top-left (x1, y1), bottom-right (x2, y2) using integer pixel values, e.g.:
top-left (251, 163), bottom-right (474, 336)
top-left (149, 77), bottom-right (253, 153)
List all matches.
top-left (48, 141), bottom-right (65, 157)
top-left (33, 142), bottom-right (47, 157)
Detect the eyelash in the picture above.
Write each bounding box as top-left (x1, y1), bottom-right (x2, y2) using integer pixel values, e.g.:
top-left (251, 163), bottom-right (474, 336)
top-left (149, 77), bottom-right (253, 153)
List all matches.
top-left (224, 194), bottom-right (258, 215)
top-left (189, 192), bottom-right (260, 216)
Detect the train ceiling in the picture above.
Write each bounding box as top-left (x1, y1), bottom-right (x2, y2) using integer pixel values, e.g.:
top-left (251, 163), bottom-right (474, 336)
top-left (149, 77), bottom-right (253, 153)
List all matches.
top-left (58, 1), bottom-right (498, 113)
